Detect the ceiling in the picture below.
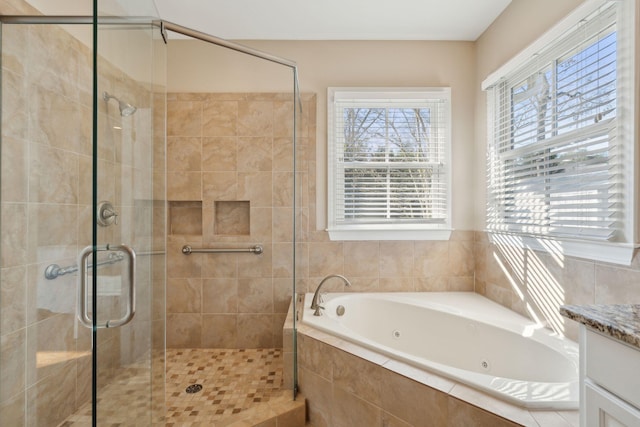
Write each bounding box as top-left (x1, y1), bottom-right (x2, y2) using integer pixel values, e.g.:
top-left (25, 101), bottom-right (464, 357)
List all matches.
top-left (152, 0), bottom-right (512, 41)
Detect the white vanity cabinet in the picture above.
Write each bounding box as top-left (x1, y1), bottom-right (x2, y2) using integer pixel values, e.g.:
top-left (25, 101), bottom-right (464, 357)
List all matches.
top-left (581, 326), bottom-right (640, 427)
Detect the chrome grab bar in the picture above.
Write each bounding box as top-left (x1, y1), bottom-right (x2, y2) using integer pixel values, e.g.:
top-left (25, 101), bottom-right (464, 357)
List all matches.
top-left (45, 250), bottom-right (163, 280)
top-left (77, 244), bottom-right (136, 329)
top-left (181, 245), bottom-right (263, 255)
top-left (45, 252), bottom-right (125, 280)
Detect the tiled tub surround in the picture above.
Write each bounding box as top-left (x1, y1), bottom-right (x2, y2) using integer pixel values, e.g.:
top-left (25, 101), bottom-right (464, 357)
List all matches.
top-left (474, 231), bottom-right (640, 342)
top-left (294, 295), bottom-right (580, 427)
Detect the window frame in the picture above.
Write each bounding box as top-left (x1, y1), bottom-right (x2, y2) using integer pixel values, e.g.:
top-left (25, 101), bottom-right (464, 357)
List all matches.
top-left (482, 0), bottom-right (637, 265)
top-left (327, 87), bottom-right (453, 241)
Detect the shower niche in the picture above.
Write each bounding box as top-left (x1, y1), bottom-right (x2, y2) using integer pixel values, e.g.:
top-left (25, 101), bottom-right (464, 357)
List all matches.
top-left (168, 200), bottom-right (252, 237)
top-left (169, 200), bottom-right (203, 235)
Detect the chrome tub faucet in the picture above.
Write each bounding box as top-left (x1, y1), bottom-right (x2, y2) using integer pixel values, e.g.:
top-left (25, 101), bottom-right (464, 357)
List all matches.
top-left (310, 274), bottom-right (351, 316)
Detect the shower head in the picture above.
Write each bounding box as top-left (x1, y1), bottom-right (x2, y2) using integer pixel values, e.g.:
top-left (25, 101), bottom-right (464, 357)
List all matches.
top-left (102, 91), bottom-right (137, 117)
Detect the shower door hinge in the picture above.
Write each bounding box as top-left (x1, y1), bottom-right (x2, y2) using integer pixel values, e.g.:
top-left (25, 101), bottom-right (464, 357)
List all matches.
top-left (160, 21), bottom-right (168, 44)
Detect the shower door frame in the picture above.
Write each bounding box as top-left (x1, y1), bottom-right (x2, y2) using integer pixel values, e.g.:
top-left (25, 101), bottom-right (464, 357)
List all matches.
top-left (158, 20), bottom-right (302, 398)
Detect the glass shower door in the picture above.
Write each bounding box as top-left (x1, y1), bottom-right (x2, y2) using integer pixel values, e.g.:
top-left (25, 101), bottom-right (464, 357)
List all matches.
top-left (0, 11), bottom-right (164, 426)
top-left (90, 14), bottom-right (166, 426)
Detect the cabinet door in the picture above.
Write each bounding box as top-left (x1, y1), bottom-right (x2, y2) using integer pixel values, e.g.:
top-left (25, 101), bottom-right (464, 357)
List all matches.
top-left (585, 382), bottom-right (640, 427)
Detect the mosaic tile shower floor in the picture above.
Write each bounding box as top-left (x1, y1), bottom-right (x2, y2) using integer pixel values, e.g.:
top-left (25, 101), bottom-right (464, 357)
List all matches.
top-left (165, 348), bottom-right (285, 425)
top-left (58, 348), bottom-right (287, 426)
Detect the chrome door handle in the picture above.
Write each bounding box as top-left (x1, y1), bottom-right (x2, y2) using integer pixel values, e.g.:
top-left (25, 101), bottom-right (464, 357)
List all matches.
top-left (78, 243), bottom-right (136, 328)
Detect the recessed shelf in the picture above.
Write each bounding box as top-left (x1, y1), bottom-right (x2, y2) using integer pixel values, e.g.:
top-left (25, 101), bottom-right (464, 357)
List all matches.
top-left (169, 201), bottom-right (203, 235)
top-left (215, 201), bottom-right (250, 236)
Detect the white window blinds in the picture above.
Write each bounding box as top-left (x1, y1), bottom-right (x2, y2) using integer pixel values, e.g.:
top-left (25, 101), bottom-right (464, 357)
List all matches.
top-left (327, 88), bottom-right (451, 239)
top-left (485, 1), bottom-right (629, 242)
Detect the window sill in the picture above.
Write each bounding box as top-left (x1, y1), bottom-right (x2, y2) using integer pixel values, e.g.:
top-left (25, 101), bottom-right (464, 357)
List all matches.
top-left (487, 232), bottom-right (637, 266)
top-left (327, 228), bottom-right (452, 241)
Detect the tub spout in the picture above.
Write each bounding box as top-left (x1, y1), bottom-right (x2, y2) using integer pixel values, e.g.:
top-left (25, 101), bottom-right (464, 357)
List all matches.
top-left (310, 274), bottom-right (351, 316)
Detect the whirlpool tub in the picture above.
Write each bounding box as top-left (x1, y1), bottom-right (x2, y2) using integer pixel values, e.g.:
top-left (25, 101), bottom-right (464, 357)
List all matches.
top-left (301, 292), bottom-right (579, 410)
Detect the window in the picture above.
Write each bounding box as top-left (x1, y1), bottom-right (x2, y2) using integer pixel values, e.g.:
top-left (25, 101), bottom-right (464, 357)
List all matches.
top-left (483, 0), bottom-right (636, 264)
top-left (327, 88), bottom-right (451, 240)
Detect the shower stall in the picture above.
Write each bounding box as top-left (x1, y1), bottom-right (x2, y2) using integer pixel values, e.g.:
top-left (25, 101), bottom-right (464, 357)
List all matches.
top-left (0, 1), bottom-right (302, 425)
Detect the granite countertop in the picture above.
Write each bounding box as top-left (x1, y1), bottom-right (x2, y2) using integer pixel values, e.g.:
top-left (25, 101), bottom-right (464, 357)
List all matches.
top-left (560, 304), bottom-right (640, 349)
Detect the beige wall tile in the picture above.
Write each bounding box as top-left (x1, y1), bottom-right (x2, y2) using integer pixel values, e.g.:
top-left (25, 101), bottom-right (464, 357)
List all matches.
top-left (238, 278), bottom-right (273, 313)
top-left (1, 204), bottom-right (27, 268)
top-left (167, 237), bottom-right (202, 278)
top-left (25, 360), bottom-right (76, 427)
top-left (237, 100), bottom-right (273, 137)
top-left (415, 276), bottom-right (449, 292)
top-left (274, 403), bottom-right (305, 427)
top-left (273, 172), bottom-right (294, 207)
top-left (0, 391), bottom-right (24, 427)
top-left (0, 137), bottom-right (28, 203)
top-left (379, 277), bottom-right (414, 292)
top-left (202, 100), bottom-right (238, 137)
top-left (238, 172), bottom-right (272, 207)
top-left (331, 386), bottom-right (382, 427)
top-left (448, 397), bottom-right (520, 427)
top-left (200, 252), bottom-right (237, 278)
top-left (297, 334), bottom-right (333, 381)
top-left (449, 276), bottom-right (474, 292)
top-left (309, 242), bottom-right (344, 278)
top-left (298, 368), bottom-right (332, 427)
top-left (413, 241), bottom-right (449, 277)
top-left (29, 143), bottom-right (78, 204)
top-left (166, 313), bottom-right (202, 348)
top-left (379, 242), bottom-right (413, 278)
top-left (167, 100), bottom-right (202, 137)
top-left (27, 204), bottom-right (77, 263)
top-left (273, 137), bottom-right (294, 172)
top-left (344, 241), bottom-right (379, 278)
top-left (273, 208), bottom-right (294, 242)
top-left (0, 266), bottom-right (26, 335)
top-left (1, 70), bottom-right (28, 142)
top-left (202, 171), bottom-right (237, 201)
top-left (202, 314), bottom-right (237, 348)
top-left (202, 137), bottom-right (237, 171)
top-left (237, 137), bottom-right (272, 172)
top-left (273, 101), bottom-right (294, 138)
top-left (237, 246), bottom-right (273, 278)
top-left (381, 412), bottom-right (412, 427)
top-left (332, 349), bottom-right (382, 406)
top-left (379, 368), bottom-right (448, 426)
top-left (595, 264), bottom-right (640, 304)
top-left (247, 207), bottom-right (273, 243)
top-left (167, 137), bottom-right (201, 172)
top-left (203, 278), bottom-right (238, 313)
top-left (167, 172), bottom-right (202, 201)
top-left (237, 314), bottom-right (273, 347)
top-left (166, 278), bottom-right (202, 313)
top-left (0, 329), bottom-right (25, 403)
top-left (449, 241), bottom-right (475, 276)
top-left (272, 243), bottom-right (294, 278)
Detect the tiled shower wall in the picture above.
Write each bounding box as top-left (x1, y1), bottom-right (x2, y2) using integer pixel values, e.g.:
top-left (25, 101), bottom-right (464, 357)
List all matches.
top-left (165, 92), bottom-right (315, 348)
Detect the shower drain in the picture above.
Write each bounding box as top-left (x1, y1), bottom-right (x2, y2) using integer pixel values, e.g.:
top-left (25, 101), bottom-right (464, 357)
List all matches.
top-left (185, 384), bottom-right (203, 394)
